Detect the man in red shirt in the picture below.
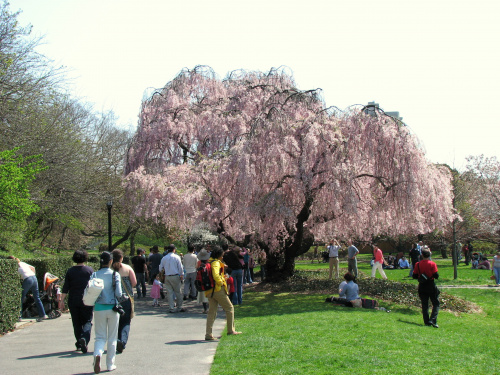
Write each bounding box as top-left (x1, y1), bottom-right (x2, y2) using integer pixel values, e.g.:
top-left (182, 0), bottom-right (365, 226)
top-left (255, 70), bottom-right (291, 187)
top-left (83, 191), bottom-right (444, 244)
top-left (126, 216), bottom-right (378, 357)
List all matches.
top-left (413, 247), bottom-right (440, 328)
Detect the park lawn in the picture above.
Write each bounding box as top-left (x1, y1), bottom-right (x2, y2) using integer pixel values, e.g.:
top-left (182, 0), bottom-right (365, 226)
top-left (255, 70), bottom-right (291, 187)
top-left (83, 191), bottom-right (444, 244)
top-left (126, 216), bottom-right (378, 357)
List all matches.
top-left (211, 290), bottom-right (499, 375)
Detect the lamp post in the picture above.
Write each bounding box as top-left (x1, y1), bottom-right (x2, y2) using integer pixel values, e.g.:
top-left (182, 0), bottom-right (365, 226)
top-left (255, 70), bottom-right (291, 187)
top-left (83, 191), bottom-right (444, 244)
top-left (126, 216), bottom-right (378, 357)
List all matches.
top-left (106, 197), bottom-right (113, 251)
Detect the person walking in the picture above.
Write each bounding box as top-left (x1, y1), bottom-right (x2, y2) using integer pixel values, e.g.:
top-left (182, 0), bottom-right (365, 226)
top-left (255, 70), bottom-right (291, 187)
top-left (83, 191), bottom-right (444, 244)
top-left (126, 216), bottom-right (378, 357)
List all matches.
top-left (492, 251), bottom-right (500, 286)
top-left (327, 239), bottom-right (341, 279)
top-left (147, 246), bottom-right (162, 284)
top-left (204, 246), bottom-right (242, 341)
top-left (92, 251), bottom-right (123, 373)
top-left (183, 245), bottom-right (198, 300)
top-left (9, 256), bottom-right (46, 322)
top-left (346, 239), bottom-right (360, 277)
top-left (112, 249), bottom-right (137, 354)
top-left (131, 248), bottom-right (148, 298)
top-left (408, 244), bottom-right (421, 277)
top-left (59, 250), bottom-right (94, 353)
top-left (159, 244), bottom-right (185, 313)
top-left (371, 245), bottom-right (388, 280)
top-left (412, 247), bottom-right (440, 328)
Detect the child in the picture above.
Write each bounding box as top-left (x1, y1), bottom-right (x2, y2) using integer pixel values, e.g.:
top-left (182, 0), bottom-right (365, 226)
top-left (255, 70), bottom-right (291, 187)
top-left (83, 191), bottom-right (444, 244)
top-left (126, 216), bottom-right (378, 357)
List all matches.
top-left (151, 274), bottom-right (162, 307)
top-left (226, 267), bottom-right (235, 303)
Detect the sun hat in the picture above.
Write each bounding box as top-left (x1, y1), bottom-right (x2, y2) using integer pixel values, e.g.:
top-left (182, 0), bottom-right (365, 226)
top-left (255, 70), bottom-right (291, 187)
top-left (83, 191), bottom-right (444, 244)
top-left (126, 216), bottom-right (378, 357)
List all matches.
top-left (197, 249), bottom-right (211, 261)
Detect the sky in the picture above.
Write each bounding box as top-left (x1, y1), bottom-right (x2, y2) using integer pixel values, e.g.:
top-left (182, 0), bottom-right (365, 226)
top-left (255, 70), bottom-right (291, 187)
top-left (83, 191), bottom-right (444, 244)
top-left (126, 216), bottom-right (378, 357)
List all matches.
top-left (9, 0), bottom-right (500, 170)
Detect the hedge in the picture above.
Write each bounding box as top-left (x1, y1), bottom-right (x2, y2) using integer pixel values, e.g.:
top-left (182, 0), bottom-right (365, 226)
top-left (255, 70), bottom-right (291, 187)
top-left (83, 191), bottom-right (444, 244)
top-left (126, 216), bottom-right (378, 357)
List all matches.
top-left (0, 259), bottom-right (22, 333)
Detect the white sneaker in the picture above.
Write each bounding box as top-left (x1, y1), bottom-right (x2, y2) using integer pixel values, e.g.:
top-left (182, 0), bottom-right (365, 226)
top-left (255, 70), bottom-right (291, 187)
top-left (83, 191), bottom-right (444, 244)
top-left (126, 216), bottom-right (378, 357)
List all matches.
top-left (108, 365), bottom-right (117, 371)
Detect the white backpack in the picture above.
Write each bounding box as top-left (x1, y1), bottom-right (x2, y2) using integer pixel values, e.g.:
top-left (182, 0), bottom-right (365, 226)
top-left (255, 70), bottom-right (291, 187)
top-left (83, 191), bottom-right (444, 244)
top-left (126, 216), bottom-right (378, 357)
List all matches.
top-left (82, 274), bottom-right (104, 306)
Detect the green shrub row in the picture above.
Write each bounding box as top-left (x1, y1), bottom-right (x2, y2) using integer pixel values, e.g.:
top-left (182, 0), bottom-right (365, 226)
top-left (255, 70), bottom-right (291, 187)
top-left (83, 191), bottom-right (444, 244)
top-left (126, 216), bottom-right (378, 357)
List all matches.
top-left (0, 259), bottom-right (22, 334)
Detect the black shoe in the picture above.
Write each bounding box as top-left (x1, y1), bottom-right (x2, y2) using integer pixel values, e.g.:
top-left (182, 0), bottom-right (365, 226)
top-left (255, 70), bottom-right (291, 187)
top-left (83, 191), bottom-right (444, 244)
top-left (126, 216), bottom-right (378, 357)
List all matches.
top-left (79, 338), bottom-right (88, 353)
top-left (431, 322), bottom-right (439, 328)
top-left (116, 340), bottom-right (124, 354)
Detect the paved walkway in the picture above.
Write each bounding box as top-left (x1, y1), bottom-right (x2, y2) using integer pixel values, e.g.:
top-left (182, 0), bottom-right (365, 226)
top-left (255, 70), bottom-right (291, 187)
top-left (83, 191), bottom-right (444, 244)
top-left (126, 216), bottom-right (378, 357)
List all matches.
top-left (439, 285), bottom-right (500, 290)
top-left (0, 295), bottom-right (225, 375)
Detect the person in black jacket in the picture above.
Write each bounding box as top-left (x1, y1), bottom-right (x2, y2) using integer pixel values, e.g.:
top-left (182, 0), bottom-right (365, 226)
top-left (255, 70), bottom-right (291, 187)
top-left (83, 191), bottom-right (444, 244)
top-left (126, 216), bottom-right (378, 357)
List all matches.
top-left (59, 250), bottom-right (94, 353)
top-left (223, 247), bottom-right (244, 305)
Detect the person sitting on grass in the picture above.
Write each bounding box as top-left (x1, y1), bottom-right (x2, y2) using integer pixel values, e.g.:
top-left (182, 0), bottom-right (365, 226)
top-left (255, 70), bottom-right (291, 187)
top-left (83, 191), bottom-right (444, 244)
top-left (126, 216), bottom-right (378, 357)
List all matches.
top-left (339, 272), bottom-right (362, 307)
top-left (399, 256), bottom-right (410, 269)
top-left (326, 273), bottom-right (361, 307)
top-left (477, 257), bottom-right (491, 270)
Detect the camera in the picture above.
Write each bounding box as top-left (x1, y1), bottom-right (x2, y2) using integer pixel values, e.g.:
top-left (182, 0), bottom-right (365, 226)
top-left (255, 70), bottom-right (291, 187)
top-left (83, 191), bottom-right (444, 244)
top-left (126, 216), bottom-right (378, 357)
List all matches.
top-left (113, 304), bottom-right (125, 316)
top-left (418, 273), bottom-right (428, 283)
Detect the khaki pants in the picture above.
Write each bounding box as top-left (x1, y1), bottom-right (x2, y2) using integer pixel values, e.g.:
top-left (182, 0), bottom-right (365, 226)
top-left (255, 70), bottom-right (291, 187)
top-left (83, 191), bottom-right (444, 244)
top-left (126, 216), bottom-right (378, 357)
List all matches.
top-left (329, 257), bottom-right (339, 279)
top-left (371, 262), bottom-right (388, 279)
top-left (206, 289), bottom-right (235, 339)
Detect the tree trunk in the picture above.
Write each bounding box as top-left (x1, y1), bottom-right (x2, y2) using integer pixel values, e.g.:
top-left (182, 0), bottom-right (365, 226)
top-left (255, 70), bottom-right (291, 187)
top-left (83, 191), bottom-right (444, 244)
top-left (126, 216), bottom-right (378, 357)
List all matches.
top-left (129, 229), bottom-right (137, 256)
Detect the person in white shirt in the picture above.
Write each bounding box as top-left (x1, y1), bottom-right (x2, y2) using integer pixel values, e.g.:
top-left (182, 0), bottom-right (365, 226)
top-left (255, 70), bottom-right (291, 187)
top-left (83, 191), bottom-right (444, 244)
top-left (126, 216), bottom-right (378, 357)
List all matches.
top-left (159, 244), bottom-right (185, 313)
top-left (327, 239), bottom-right (341, 279)
top-left (9, 256), bottom-right (46, 322)
top-left (183, 245), bottom-right (198, 300)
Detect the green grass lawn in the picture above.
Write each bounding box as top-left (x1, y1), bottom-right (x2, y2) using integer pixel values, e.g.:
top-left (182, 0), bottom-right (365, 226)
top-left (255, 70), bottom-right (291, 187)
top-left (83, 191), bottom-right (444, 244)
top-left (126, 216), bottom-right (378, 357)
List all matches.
top-left (211, 257), bottom-right (499, 375)
top-left (294, 254), bottom-right (495, 286)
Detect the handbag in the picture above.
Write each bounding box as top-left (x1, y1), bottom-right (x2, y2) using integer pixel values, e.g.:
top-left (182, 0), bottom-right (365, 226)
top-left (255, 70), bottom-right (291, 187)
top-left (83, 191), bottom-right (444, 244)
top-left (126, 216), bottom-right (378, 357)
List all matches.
top-left (82, 273), bottom-right (104, 306)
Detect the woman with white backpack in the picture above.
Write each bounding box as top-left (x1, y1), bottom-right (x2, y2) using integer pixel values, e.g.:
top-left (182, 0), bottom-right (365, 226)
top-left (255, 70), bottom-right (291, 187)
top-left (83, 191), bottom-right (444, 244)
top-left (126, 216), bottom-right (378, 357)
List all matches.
top-left (92, 251), bottom-right (122, 374)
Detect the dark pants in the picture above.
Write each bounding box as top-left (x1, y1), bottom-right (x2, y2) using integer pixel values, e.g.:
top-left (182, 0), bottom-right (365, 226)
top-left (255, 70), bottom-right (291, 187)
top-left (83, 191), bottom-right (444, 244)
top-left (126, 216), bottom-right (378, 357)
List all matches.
top-left (69, 304), bottom-right (93, 347)
top-left (136, 273), bottom-right (147, 298)
top-left (418, 284), bottom-right (440, 325)
top-left (118, 299), bottom-right (132, 348)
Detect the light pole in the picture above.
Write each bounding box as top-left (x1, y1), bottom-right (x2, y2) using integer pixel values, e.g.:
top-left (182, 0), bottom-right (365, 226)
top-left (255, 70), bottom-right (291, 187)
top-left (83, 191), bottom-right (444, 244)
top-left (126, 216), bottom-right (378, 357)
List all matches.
top-left (107, 197), bottom-right (113, 251)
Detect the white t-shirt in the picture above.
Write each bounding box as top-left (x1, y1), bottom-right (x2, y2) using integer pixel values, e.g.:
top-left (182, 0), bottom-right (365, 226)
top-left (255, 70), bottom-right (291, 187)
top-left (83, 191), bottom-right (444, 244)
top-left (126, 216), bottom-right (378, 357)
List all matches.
top-left (327, 245), bottom-right (340, 257)
top-left (183, 252), bottom-right (198, 274)
top-left (18, 262), bottom-right (35, 280)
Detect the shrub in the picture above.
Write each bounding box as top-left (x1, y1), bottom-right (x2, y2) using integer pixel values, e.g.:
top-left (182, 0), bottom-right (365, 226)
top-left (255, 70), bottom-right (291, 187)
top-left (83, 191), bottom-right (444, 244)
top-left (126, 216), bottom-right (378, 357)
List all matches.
top-left (0, 259), bottom-right (22, 333)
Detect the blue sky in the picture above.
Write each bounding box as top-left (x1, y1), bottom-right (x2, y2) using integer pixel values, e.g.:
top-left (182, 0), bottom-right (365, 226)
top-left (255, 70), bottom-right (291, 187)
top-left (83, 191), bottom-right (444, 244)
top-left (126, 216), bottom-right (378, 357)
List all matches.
top-left (9, 0), bottom-right (500, 169)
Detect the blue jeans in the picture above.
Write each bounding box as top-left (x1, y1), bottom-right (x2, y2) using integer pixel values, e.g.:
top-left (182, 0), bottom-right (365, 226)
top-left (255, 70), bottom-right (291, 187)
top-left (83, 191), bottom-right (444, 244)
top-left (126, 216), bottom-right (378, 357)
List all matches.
top-left (243, 266), bottom-right (253, 284)
top-left (21, 275), bottom-right (45, 318)
top-left (231, 269), bottom-right (243, 305)
top-left (135, 273), bottom-right (147, 297)
top-left (494, 268), bottom-right (500, 285)
top-left (118, 299), bottom-right (132, 348)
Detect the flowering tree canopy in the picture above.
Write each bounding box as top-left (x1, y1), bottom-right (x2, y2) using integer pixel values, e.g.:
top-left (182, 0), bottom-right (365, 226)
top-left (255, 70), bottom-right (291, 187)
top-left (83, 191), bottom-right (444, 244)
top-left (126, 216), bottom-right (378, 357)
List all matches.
top-left (463, 155), bottom-right (500, 243)
top-left (125, 66), bottom-right (454, 279)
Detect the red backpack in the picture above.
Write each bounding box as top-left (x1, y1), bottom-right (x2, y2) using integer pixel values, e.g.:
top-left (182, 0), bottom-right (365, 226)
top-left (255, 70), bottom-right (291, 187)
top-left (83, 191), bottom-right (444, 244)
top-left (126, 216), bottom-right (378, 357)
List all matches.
top-left (195, 261), bottom-right (214, 292)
